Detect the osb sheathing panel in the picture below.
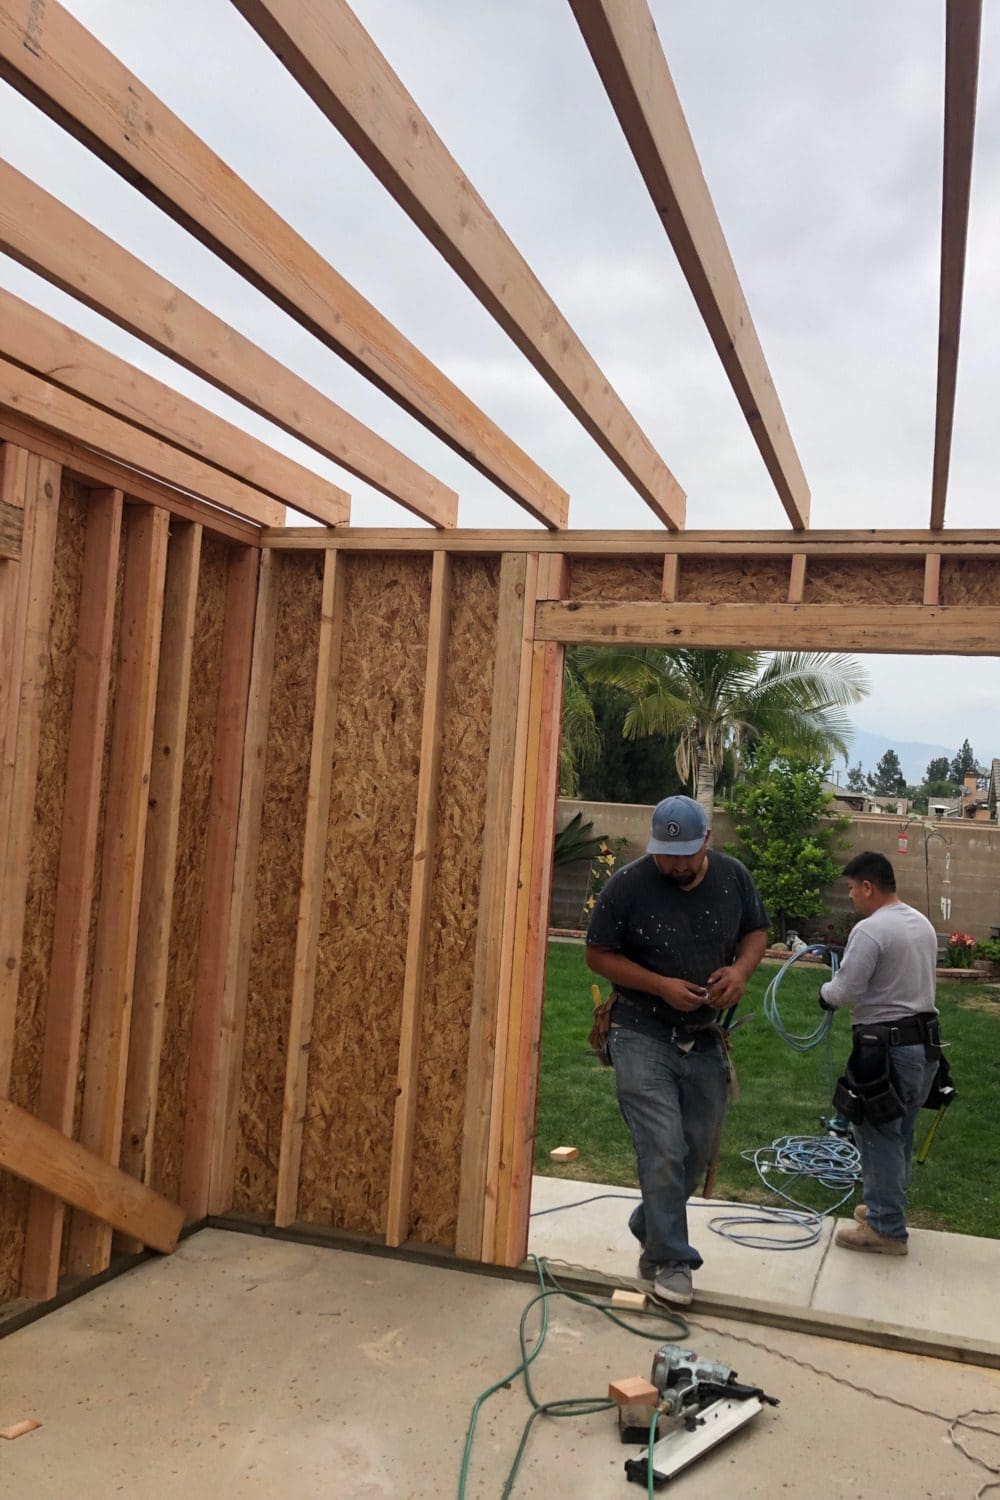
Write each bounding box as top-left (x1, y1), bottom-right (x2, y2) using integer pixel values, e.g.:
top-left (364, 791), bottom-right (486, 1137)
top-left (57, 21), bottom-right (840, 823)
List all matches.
top-left (0, 479), bottom-right (85, 1303)
top-left (150, 532), bottom-right (229, 1202)
top-left (940, 559), bottom-right (1000, 604)
top-left (408, 557), bottom-right (500, 1247)
top-left (804, 559), bottom-right (924, 604)
top-left (569, 557), bottom-right (663, 601)
top-left (677, 557), bottom-right (789, 603)
top-left (298, 555), bottom-right (432, 1233)
top-left (233, 552), bottom-right (322, 1213)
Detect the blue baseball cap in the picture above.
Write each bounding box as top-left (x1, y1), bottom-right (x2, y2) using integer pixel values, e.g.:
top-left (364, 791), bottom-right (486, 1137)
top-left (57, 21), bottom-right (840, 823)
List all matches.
top-left (646, 795), bottom-right (709, 856)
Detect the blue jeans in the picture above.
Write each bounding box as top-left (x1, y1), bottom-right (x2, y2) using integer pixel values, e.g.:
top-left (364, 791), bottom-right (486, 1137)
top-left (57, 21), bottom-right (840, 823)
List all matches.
top-left (608, 1025), bottom-right (729, 1269)
top-left (855, 1042), bottom-right (938, 1240)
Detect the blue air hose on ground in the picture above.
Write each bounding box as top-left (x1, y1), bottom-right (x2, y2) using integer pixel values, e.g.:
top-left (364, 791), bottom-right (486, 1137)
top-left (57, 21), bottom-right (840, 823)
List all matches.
top-left (708, 946), bottom-right (861, 1250)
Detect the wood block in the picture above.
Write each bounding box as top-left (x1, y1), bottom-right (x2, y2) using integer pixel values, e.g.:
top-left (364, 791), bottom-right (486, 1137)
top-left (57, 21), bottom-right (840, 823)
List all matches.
top-left (611, 1288), bottom-right (648, 1311)
top-left (609, 1376), bottom-right (660, 1407)
top-left (549, 1145), bottom-right (578, 1163)
top-left (0, 1420), bottom-right (41, 1440)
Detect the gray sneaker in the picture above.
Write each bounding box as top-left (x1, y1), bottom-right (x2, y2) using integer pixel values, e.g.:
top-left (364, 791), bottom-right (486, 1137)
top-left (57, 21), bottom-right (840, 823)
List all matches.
top-left (652, 1263), bottom-right (693, 1307)
top-left (636, 1254), bottom-right (656, 1287)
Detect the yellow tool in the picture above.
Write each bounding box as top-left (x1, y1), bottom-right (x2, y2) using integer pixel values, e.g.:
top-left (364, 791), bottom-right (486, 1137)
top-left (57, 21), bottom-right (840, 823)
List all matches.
top-left (591, 983), bottom-right (602, 1008)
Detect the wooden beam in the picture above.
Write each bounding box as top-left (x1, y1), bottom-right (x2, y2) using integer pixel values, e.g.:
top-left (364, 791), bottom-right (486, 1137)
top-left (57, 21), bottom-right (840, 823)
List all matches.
top-left (787, 553), bottom-right (807, 604)
top-left (385, 551), bottom-right (452, 1247)
top-left (67, 504), bottom-right (169, 1278)
top-left (207, 551), bottom-right (280, 1214)
top-left (660, 552), bottom-right (679, 602)
top-left (180, 547), bottom-right (260, 1221)
top-left (0, 160), bottom-right (456, 528)
top-left (0, 496), bottom-right (22, 561)
top-left (535, 600), bottom-right (1000, 654)
top-left (930, 0), bottom-right (983, 529)
top-left (0, 1098), bottom-right (183, 1256)
top-left (117, 522), bottom-right (202, 1249)
top-left (923, 552), bottom-right (943, 607)
top-left (0, 410), bottom-right (260, 545)
top-left (262, 526), bottom-right (1000, 557)
top-left (0, 0), bottom-right (566, 528)
top-left (0, 452), bottom-right (60, 1099)
top-left (0, 289), bottom-right (350, 526)
top-left (274, 551), bottom-right (348, 1228)
top-left (492, 554), bottom-right (569, 1266)
top-left (0, 357), bottom-right (285, 528)
top-left (455, 554), bottom-right (533, 1259)
top-left (569, 0), bottom-right (809, 529)
top-left (232, 0), bottom-right (683, 530)
top-left (20, 488), bottom-right (123, 1301)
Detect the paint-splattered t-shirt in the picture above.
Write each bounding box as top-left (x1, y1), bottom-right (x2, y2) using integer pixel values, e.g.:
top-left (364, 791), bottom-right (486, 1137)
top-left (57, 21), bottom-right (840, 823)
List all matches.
top-left (586, 851), bottom-right (768, 1036)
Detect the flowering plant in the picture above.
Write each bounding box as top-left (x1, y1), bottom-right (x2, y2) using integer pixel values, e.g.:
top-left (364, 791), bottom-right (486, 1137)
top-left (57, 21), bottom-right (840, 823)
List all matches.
top-left (946, 931), bottom-right (976, 968)
top-left (582, 838), bottom-right (628, 920)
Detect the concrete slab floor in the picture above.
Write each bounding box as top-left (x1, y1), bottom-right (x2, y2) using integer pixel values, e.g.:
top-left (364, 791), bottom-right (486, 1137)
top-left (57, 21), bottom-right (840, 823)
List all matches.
top-left (2, 1228), bottom-right (1000, 1499)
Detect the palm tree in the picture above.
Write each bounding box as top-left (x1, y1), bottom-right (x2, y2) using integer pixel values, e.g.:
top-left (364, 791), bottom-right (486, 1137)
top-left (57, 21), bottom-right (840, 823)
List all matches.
top-left (559, 648), bottom-right (603, 796)
top-left (576, 647), bottom-right (870, 819)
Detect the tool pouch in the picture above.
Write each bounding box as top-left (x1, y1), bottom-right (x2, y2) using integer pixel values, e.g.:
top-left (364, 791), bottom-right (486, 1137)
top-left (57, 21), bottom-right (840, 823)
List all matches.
top-left (832, 1032), bottom-right (905, 1126)
top-left (923, 1050), bottom-right (957, 1110)
top-left (587, 993), bottom-right (618, 1066)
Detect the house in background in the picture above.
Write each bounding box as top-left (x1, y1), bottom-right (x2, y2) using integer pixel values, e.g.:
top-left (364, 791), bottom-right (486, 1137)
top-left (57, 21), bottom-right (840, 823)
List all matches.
top-left (988, 760), bottom-right (1000, 824)
top-left (960, 771), bottom-right (993, 822)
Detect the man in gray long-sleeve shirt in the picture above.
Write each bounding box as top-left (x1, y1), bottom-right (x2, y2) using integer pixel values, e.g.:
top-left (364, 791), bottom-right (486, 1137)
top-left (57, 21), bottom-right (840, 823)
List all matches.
top-left (819, 851), bottom-right (940, 1255)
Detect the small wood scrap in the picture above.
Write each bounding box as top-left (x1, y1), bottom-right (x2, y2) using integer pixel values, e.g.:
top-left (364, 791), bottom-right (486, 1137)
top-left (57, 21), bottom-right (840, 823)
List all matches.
top-left (611, 1288), bottom-right (647, 1311)
top-left (608, 1376), bottom-right (659, 1407)
top-left (549, 1145), bottom-right (578, 1163)
top-left (0, 1420), bottom-right (42, 1440)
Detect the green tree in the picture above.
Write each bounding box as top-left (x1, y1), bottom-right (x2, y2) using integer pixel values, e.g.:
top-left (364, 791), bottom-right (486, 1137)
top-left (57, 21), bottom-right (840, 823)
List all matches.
top-left (949, 739), bottom-right (978, 783)
top-left (577, 647), bottom-right (869, 819)
top-left (728, 747), bottom-right (850, 941)
top-left (845, 761), bottom-right (869, 792)
top-left (870, 747), bottom-right (906, 795)
top-left (924, 755), bottom-right (951, 785)
top-left (559, 650), bottom-right (603, 796)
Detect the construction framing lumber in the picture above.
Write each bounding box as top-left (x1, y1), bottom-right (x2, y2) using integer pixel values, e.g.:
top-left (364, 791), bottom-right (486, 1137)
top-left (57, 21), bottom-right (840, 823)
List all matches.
top-left (0, 290), bottom-right (349, 526)
top-left (385, 551), bottom-right (452, 1248)
top-left (0, 358), bottom-right (285, 529)
top-left (569, 0), bottom-right (809, 529)
top-left (274, 551), bottom-right (348, 1228)
top-left (0, 161), bottom-right (456, 529)
top-left (455, 554), bottom-right (535, 1259)
top-left (930, 0), bottom-right (983, 529)
top-left (67, 505), bottom-right (169, 1279)
top-left (208, 552), bottom-right (280, 1214)
top-left (21, 488), bottom-right (124, 1301)
top-left (117, 523), bottom-right (202, 1252)
top-left (0, 1098), bottom-right (183, 1256)
top-left (0, 496), bottom-right (22, 560)
top-left (233, 0), bottom-right (683, 531)
top-left (0, 449), bottom-right (60, 1098)
top-left (536, 600), bottom-right (1000, 654)
top-left (181, 547), bottom-right (260, 1221)
top-left (0, 0), bottom-right (566, 528)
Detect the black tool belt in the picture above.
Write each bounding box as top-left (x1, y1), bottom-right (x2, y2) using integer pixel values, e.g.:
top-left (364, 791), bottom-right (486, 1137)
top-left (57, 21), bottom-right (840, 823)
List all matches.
top-left (851, 1012), bottom-right (940, 1052)
top-left (833, 1015), bottom-right (937, 1128)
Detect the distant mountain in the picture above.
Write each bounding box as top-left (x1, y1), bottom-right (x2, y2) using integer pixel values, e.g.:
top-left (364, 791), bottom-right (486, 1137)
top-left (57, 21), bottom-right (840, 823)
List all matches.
top-left (833, 730), bottom-right (964, 789)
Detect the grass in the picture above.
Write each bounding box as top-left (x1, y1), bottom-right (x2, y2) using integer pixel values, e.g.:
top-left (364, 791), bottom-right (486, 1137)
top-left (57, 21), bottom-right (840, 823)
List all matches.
top-left (534, 939), bottom-right (1000, 1238)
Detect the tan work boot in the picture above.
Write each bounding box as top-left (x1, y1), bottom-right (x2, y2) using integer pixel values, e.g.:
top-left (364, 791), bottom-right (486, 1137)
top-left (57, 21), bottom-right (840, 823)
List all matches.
top-left (853, 1203), bottom-right (868, 1224)
top-left (835, 1220), bottom-right (907, 1255)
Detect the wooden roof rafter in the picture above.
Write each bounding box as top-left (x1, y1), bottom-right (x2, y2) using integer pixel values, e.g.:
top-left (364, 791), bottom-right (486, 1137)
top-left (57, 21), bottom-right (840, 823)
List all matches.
top-left (0, 160), bottom-right (457, 530)
top-left (569, 0), bottom-right (810, 530)
top-left (230, 0), bottom-right (687, 531)
top-left (930, 0), bottom-right (983, 530)
top-left (0, 0), bottom-right (568, 529)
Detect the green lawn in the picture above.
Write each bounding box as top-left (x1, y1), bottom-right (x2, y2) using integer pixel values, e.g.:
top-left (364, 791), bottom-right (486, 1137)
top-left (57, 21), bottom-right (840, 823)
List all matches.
top-left (534, 939), bottom-right (1000, 1238)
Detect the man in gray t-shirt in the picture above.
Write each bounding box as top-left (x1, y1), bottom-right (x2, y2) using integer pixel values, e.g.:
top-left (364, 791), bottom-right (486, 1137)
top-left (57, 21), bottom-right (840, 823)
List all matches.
top-left (819, 851), bottom-right (941, 1254)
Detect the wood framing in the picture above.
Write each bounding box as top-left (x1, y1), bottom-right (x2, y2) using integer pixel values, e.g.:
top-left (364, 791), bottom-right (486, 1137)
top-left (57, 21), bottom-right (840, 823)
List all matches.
top-left (930, 0), bottom-right (983, 529)
top-left (0, 1099), bottom-right (183, 1255)
top-left (454, 553), bottom-right (535, 1259)
top-left (233, 0), bottom-right (682, 530)
top-left (536, 599), bottom-right (1000, 653)
top-left (569, 0), bottom-right (809, 529)
top-left (66, 504), bottom-right (169, 1278)
top-left (0, 161), bottom-right (456, 529)
top-left (274, 551), bottom-right (349, 1228)
top-left (787, 553), bottom-right (807, 604)
top-left (180, 547), bottom-right (260, 1221)
top-left (0, 495), bottom-right (22, 561)
top-left (208, 552), bottom-right (281, 1214)
top-left (0, 0), bottom-right (567, 528)
top-left (0, 451), bottom-right (60, 1099)
top-left (20, 488), bottom-right (123, 1300)
top-left (0, 290), bottom-right (349, 527)
top-left (923, 552), bottom-right (943, 606)
top-left (385, 550), bottom-right (453, 1247)
top-left (0, 358), bottom-right (285, 529)
top-left (116, 523), bottom-right (202, 1252)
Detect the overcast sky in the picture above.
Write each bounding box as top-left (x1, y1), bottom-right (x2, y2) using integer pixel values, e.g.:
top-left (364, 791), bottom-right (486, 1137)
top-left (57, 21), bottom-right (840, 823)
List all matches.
top-left (1, 1), bottom-right (998, 761)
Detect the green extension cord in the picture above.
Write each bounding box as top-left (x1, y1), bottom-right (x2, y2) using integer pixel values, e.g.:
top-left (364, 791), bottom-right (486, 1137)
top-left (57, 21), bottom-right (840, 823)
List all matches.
top-left (456, 1255), bottom-right (688, 1500)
